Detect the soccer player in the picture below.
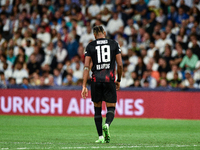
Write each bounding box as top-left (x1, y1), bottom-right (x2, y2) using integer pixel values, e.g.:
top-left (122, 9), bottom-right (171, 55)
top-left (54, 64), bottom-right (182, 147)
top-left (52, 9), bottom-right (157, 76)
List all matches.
top-left (81, 26), bottom-right (123, 143)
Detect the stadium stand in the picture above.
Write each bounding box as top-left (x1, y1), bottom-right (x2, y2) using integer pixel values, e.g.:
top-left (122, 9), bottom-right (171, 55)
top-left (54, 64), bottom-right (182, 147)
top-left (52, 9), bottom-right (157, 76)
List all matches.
top-left (0, 0), bottom-right (200, 90)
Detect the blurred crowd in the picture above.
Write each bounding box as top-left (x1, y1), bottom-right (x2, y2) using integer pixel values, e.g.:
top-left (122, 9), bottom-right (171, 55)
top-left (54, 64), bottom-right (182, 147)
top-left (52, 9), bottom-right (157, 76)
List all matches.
top-left (0, 0), bottom-right (200, 89)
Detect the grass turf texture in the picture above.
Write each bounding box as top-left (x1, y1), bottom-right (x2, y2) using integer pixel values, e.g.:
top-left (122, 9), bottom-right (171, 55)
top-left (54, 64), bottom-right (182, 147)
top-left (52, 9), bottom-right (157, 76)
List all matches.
top-left (0, 116), bottom-right (200, 150)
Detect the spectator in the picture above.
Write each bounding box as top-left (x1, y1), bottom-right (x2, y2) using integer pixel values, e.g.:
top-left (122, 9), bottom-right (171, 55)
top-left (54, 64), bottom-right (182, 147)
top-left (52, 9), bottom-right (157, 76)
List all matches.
top-left (118, 38), bottom-right (128, 57)
top-left (159, 78), bottom-right (168, 88)
top-left (158, 57), bottom-right (171, 74)
top-left (64, 0), bottom-right (72, 12)
top-left (106, 12), bottom-right (124, 39)
top-left (156, 31), bottom-right (173, 55)
top-left (132, 78), bottom-right (141, 87)
top-left (87, 0), bottom-right (100, 20)
top-left (32, 45), bottom-right (43, 64)
top-left (24, 39), bottom-right (34, 58)
top-left (156, 9), bottom-right (166, 26)
top-left (30, 11), bottom-right (41, 29)
top-left (36, 26), bottom-right (51, 47)
top-left (171, 42), bottom-right (185, 66)
top-left (30, 0), bottom-right (42, 15)
top-left (163, 44), bottom-right (173, 67)
top-left (168, 72), bottom-right (182, 88)
top-left (100, 0), bottom-right (114, 12)
top-left (55, 40), bottom-right (67, 63)
top-left (122, 0), bottom-right (134, 19)
top-left (7, 47), bottom-right (16, 65)
top-left (63, 73), bottom-right (76, 86)
top-left (2, 62), bottom-right (13, 80)
top-left (70, 55), bottom-right (84, 72)
top-left (80, 0), bottom-right (88, 16)
top-left (41, 65), bottom-right (54, 86)
top-left (115, 4), bottom-right (129, 26)
top-left (22, 77), bottom-right (30, 89)
top-left (0, 71), bottom-right (7, 87)
top-left (0, 11), bottom-right (11, 36)
top-left (79, 24), bottom-right (94, 48)
top-left (124, 19), bottom-right (138, 37)
top-left (160, 0), bottom-right (173, 14)
top-left (31, 72), bottom-right (40, 86)
top-left (12, 61), bottom-right (28, 84)
top-left (21, 31), bottom-right (35, 47)
top-left (42, 42), bottom-right (56, 67)
top-left (53, 68), bottom-right (62, 86)
top-left (167, 64), bottom-right (183, 81)
top-left (167, 5), bottom-right (178, 22)
top-left (190, 35), bottom-right (200, 59)
top-left (180, 70), bottom-right (192, 88)
top-left (73, 62), bottom-right (83, 80)
top-left (12, 31), bottom-right (22, 48)
top-left (188, 77), bottom-right (196, 89)
top-left (147, 41), bottom-right (158, 58)
top-left (176, 27), bottom-right (188, 48)
top-left (140, 69), bottom-right (157, 88)
top-left (8, 77), bottom-right (16, 85)
top-left (165, 25), bottom-right (176, 45)
top-left (176, 7), bottom-right (189, 25)
top-left (120, 70), bottom-right (134, 88)
top-left (135, 56), bottom-right (146, 80)
top-left (179, 48), bottom-right (198, 71)
top-left (66, 33), bottom-right (79, 60)
top-left (27, 53), bottom-right (40, 76)
top-left (15, 46), bottom-right (28, 64)
top-left (18, 0), bottom-right (30, 14)
top-left (176, 0), bottom-right (193, 11)
top-left (134, 0), bottom-right (147, 21)
top-left (71, 19), bottom-right (82, 37)
top-left (142, 79), bottom-right (150, 88)
top-left (100, 7), bottom-right (112, 26)
top-left (0, 33), bottom-right (6, 47)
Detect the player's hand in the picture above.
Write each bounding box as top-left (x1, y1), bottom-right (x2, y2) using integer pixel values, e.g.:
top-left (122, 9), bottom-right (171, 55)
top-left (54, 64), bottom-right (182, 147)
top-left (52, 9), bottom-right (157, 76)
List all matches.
top-left (81, 86), bottom-right (88, 99)
top-left (115, 82), bottom-right (120, 91)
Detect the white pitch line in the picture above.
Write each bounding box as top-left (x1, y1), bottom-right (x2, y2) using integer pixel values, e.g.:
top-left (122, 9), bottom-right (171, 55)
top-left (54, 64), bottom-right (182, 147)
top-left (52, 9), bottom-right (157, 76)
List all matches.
top-left (1, 145), bottom-right (200, 149)
top-left (61, 145), bottom-right (199, 149)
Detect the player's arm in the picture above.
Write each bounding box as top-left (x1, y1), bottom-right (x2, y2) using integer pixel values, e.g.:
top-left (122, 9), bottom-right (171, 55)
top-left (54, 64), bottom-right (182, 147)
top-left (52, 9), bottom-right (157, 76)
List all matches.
top-left (116, 53), bottom-right (123, 90)
top-left (81, 56), bottom-right (92, 99)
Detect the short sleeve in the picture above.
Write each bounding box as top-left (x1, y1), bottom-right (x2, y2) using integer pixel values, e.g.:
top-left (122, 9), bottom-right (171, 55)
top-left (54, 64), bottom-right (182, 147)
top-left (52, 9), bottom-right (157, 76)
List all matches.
top-left (85, 44), bottom-right (91, 57)
top-left (115, 41), bottom-right (121, 55)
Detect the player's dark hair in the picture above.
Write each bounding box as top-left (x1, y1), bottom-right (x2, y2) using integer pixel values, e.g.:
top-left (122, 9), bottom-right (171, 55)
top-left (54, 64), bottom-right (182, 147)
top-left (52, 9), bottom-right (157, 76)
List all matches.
top-left (93, 26), bottom-right (104, 35)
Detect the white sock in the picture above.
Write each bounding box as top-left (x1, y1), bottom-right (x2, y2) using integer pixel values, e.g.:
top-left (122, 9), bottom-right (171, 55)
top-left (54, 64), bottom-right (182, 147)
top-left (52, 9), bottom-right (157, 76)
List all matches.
top-left (105, 123), bottom-right (109, 128)
top-left (99, 135), bottom-right (104, 139)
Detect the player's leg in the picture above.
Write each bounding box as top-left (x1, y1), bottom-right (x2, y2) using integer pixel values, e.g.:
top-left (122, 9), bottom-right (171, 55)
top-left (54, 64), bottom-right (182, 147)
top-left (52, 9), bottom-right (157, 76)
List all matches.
top-left (105, 102), bottom-right (116, 127)
top-left (103, 102), bottom-right (116, 143)
top-left (102, 82), bottom-right (117, 143)
top-left (91, 82), bottom-right (104, 143)
top-left (94, 101), bottom-right (104, 143)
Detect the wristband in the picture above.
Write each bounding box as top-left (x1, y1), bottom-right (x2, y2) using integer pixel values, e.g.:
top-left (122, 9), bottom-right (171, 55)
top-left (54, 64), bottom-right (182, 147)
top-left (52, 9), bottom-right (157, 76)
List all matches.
top-left (84, 66), bottom-right (89, 70)
top-left (117, 79), bottom-right (121, 82)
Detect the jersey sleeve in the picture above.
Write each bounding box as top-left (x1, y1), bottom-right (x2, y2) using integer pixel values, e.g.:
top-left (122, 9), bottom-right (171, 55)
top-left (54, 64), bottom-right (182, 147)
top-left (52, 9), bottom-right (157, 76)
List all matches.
top-left (115, 41), bottom-right (121, 55)
top-left (85, 44), bottom-right (91, 57)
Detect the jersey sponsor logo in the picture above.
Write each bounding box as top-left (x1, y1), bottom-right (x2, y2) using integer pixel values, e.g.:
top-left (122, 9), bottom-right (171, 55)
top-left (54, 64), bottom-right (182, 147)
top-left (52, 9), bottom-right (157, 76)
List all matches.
top-left (96, 40), bottom-right (108, 44)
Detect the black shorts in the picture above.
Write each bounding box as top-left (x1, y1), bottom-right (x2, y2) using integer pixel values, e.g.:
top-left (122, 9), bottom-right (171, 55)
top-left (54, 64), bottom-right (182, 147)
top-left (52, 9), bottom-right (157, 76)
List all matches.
top-left (91, 82), bottom-right (117, 103)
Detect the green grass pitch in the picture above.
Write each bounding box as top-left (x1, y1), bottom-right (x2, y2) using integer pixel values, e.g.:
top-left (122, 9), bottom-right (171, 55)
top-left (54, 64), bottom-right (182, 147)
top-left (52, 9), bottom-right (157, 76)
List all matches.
top-left (0, 116), bottom-right (200, 150)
